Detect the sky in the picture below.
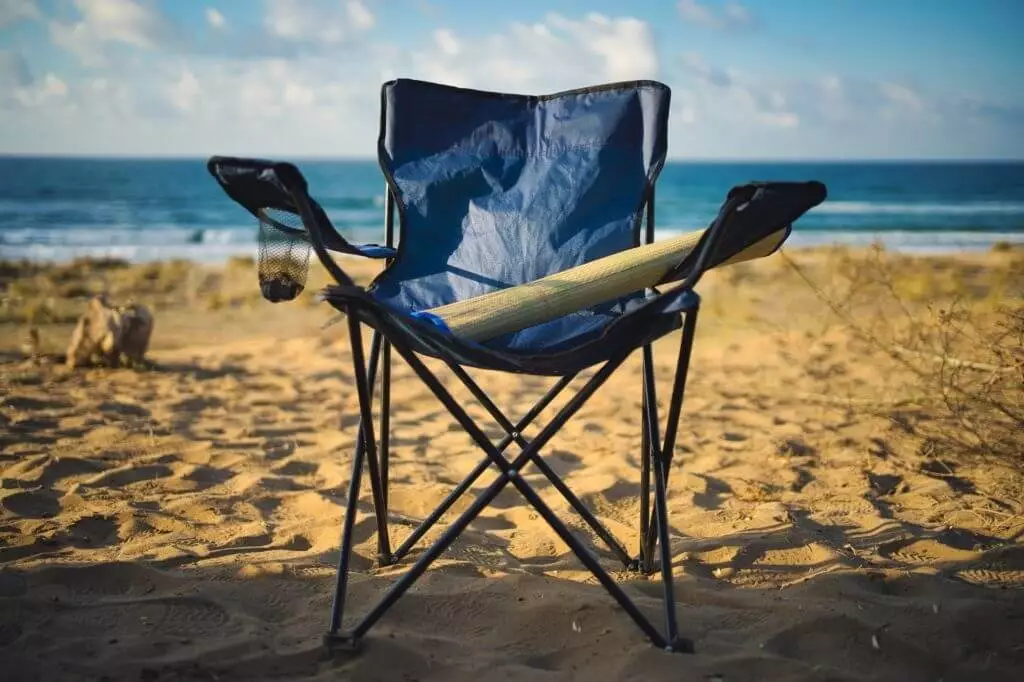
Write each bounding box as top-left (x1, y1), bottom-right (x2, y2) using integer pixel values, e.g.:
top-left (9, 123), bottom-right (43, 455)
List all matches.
top-left (1, 0), bottom-right (1022, 159)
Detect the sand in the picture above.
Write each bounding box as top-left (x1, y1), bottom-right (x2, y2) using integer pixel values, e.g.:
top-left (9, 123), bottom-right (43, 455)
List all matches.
top-left (1, 248), bottom-right (1023, 681)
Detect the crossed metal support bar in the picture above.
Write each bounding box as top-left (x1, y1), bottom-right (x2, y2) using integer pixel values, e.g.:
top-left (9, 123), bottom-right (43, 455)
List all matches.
top-left (326, 297), bottom-right (700, 653)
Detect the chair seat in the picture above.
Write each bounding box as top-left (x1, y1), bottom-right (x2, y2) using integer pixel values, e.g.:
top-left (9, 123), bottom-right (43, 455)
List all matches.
top-left (326, 286), bottom-right (682, 376)
top-left (370, 274), bottom-right (673, 355)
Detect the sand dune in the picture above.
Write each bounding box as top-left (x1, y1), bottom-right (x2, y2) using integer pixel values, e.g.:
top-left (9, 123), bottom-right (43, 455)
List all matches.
top-left (1, 249), bottom-right (1023, 681)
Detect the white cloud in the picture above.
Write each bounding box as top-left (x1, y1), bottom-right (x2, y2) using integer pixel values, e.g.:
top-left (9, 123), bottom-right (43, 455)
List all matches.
top-left (346, 1), bottom-right (375, 31)
top-left (677, 0), bottom-right (716, 27)
top-left (3, 9), bottom-right (1021, 159)
top-left (757, 111), bottom-right (799, 128)
top-left (681, 51), bottom-right (732, 87)
top-left (264, 0), bottom-right (375, 46)
top-left (411, 13), bottom-right (659, 93)
top-left (49, 0), bottom-right (170, 66)
top-left (670, 52), bottom-right (1024, 157)
top-left (12, 73), bottom-right (69, 108)
top-left (433, 29), bottom-right (460, 57)
top-left (880, 82), bottom-right (925, 112)
top-left (0, 0), bottom-right (40, 28)
top-left (205, 7), bottom-right (226, 29)
top-left (677, 0), bottom-right (754, 30)
top-left (723, 3), bottom-right (753, 25)
top-left (680, 51), bottom-right (799, 129)
top-left (1, 11), bottom-right (660, 156)
top-left (0, 50), bottom-right (33, 89)
top-left (167, 69), bottom-right (201, 112)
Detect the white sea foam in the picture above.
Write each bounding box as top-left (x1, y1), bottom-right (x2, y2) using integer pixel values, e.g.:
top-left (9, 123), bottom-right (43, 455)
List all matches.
top-left (0, 242), bottom-right (256, 263)
top-left (812, 201), bottom-right (1024, 215)
top-left (655, 228), bottom-right (1024, 254)
top-left (7, 228), bottom-right (1021, 263)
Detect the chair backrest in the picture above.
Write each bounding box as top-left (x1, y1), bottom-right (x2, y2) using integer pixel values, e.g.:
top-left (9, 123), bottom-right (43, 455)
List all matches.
top-left (372, 79), bottom-right (671, 312)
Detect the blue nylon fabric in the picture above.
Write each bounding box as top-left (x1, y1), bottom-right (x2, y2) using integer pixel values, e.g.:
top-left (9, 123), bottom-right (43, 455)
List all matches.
top-left (369, 79), bottom-right (671, 353)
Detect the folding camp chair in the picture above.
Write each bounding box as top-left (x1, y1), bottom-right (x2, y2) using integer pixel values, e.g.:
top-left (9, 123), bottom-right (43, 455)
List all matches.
top-left (207, 78), bottom-right (826, 654)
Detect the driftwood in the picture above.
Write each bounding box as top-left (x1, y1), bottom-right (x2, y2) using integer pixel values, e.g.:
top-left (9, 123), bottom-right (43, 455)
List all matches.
top-left (66, 295), bottom-right (154, 369)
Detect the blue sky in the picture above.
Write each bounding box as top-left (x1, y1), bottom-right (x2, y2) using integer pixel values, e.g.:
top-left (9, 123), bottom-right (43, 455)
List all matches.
top-left (1, 0), bottom-right (1022, 159)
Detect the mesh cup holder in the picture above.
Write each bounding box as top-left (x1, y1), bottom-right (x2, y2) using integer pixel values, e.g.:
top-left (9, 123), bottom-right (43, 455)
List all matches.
top-left (257, 207), bottom-right (312, 302)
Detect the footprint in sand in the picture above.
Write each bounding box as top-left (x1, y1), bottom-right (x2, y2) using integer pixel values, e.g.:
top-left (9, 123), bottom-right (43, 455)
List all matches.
top-left (776, 438), bottom-right (817, 458)
top-left (65, 515), bottom-right (118, 547)
top-left (172, 396), bottom-right (224, 412)
top-left (98, 401), bottom-right (152, 418)
top-left (880, 537), bottom-right (979, 566)
top-left (955, 546), bottom-right (1024, 587)
top-left (5, 416), bottom-right (60, 437)
top-left (1, 490), bottom-right (61, 518)
top-left (29, 562), bottom-right (173, 599)
top-left (271, 460), bottom-right (319, 477)
top-left (2, 396), bottom-right (72, 411)
top-left (181, 465), bottom-right (236, 490)
top-left (26, 456), bottom-right (108, 487)
top-left (47, 597), bottom-right (231, 638)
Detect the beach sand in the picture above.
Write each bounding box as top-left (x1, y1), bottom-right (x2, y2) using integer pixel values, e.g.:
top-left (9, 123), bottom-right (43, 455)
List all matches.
top-left (1, 247), bottom-right (1022, 681)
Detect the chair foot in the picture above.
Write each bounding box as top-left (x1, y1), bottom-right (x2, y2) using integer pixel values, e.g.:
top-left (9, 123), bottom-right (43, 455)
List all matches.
top-left (665, 636), bottom-right (696, 654)
top-left (323, 632), bottom-right (362, 656)
top-left (377, 552), bottom-right (394, 567)
top-left (628, 555), bottom-right (657, 576)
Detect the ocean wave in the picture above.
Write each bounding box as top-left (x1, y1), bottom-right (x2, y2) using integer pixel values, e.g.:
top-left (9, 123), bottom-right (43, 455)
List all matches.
top-left (6, 225), bottom-right (1022, 263)
top-left (0, 227), bottom-right (256, 247)
top-left (786, 230), bottom-right (1024, 252)
top-left (813, 201), bottom-right (1024, 216)
top-left (655, 228), bottom-right (1024, 254)
top-left (0, 242), bottom-right (258, 263)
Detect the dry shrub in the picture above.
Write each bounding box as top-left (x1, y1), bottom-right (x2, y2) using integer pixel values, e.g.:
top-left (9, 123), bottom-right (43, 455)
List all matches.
top-left (784, 246), bottom-right (1023, 470)
top-left (227, 254), bottom-right (256, 270)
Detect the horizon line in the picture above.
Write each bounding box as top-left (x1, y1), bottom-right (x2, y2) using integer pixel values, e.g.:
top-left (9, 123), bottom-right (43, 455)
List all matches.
top-left (2, 153), bottom-right (1023, 164)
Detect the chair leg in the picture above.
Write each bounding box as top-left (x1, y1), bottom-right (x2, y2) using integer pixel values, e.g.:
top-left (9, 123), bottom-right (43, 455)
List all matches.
top-left (345, 344), bottom-right (648, 642)
top-left (347, 317), bottom-right (392, 564)
top-left (661, 303), bottom-right (700, 487)
top-left (326, 312), bottom-right (699, 653)
top-left (390, 375), bottom-right (573, 563)
top-left (445, 362), bottom-right (634, 568)
top-left (326, 324), bottom-right (388, 646)
top-left (640, 342), bottom-right (660, 574)
top-left (652, 451), bottom-right (692, 652)
top-left (326, 409), bottom-right (368, 648)
top-left (380, 340), bottom-right (391, 513)
top-left (642, 303), bottom-right (700, 559)
top-left (639, 354), bottom-right (651, 571)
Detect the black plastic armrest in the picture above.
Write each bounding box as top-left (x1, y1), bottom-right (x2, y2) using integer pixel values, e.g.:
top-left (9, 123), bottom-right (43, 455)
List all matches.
top-left (206, 156), bottom-right (396, 265)
top-left (661, 180), bottom-right (827, 290)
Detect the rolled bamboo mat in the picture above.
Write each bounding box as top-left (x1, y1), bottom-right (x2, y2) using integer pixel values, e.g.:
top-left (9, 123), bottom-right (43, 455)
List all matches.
top-left (425, 226), bottom-right (788, 342)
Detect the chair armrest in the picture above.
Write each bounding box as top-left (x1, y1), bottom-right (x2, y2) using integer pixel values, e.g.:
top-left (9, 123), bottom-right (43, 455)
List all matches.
top-left (206, 156), bottom-right (396, 262)
top-left (662, 180), bottom-right (827, 290)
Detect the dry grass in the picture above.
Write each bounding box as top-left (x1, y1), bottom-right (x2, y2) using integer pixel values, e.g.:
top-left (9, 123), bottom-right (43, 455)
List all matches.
top-left (781, 245), bottom-right (1024, 471)
top-left (5, 247), bottom-right (1020, 477)
top-left (0, 254), bottom-right (383, 357)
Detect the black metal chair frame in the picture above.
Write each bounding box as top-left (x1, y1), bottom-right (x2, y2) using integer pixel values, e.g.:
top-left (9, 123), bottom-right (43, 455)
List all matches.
top-left (280, 177), bottom-right (738, 656)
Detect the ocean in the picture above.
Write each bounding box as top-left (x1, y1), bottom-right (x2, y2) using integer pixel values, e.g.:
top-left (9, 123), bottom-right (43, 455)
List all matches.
top-left (1, 158), bottom-right (1022, 263)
